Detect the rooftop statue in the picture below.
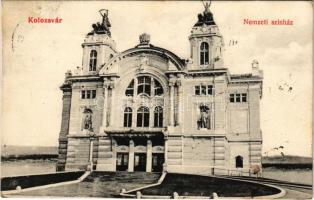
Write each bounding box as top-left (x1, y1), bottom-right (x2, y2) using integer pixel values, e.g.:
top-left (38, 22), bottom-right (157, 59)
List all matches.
top-left (88, 9), bottom-right (111, 36)
top-left (194, 0), bottom-right (216, 27)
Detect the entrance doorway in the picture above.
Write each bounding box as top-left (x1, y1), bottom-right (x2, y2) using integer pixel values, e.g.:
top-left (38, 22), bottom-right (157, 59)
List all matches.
top-left (116, 153), bottom-right (128, 171)
top-left (134, 153), bottom-right (146, 171)
top-left (152, 153), bottom-right (164, 172)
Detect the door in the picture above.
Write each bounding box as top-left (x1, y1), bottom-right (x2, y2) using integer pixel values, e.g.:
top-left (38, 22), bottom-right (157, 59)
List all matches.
top-left (134, 153), bottom-right (146, 171)
top-left (116, 153), bottom-right (128, 171)
top-left (152, 153), bottom-right (164, 172)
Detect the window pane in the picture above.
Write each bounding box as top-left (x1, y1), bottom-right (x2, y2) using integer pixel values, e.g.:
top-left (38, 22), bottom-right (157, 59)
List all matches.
top-left (128, 114), bottom-right (132, 127)
top-left (93, 60), bottom-right (97, 71)
top-left (230, 94), bottom-right (234, 102)
top-left (200, 53), bottom-right (205, 65)
top-left (159, 113), bottom-right (163, 127)
top-left (92, 90), bottom-right (96, 98)
top-left (207, 85), bottom-right (213, 95)
top-left (124, 113), bottom-right (128, 127)
top-left (195, 86), bottom-right (200, 95)
top-left (144, 113), bottom-right (149, 127)
top-left (138, 85), bottom-right (144, 94)
top-left (154, 113), bottom-right (158, 127)
top-left (86, 90), bottom-right (91, 99)
top-left (138, 77), bottom-right (144, 84)
top-left (236, 94), bottom-right (241, 102)
top-left (81, 91), bottom-right (86, 99)
top-left (145, 85), bottom-right (151, 96)
top-left (242, 93), bottom-right (247, 102)
top-left (201, 86), bottom-right (206, 95)
top-left (137, 113), bottom-right (142, 127)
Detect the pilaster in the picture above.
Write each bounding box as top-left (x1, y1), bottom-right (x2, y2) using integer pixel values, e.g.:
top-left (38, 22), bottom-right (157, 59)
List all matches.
top-left (146, 140), bottom-right (152, 172)
top-left (128, 140), bottom-right (135, 172)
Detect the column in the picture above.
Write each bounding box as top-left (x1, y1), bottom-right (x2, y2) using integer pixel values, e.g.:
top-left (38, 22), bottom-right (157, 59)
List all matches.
top-left (132, 79), bottom-right (138, 128)
top-left (128, 140), bottom-right (134, 172)
top-left (169, 82), bottom-right (175, 126)
top-left (146, 139), bottom-right (152, 172)
top-left (102, 84), bottom-right (108, 129)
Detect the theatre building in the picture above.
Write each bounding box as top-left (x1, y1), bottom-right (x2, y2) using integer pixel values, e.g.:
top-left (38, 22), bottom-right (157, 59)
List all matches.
top-left (56, 6), bottom-right (263, 175)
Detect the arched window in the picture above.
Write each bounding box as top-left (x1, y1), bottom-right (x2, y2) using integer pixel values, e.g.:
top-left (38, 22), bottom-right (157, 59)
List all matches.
top-left (137, 76), bottom-right (151, 96)
top-left (125, 80), bottom-right (134, 96)
top-left (137, 106), bottom-right (149, 127)
top-left (154, 106), bottom-right (163, 127)
top-left (89, 50), bottom-right (97, 71)
top-left (154, 79), bottom-right (164, 96)
top-left (123, 107), bottom-right (132, 127)
top-left (200, 42), bottom-right (209, 65)
top-left (235, 155), bottom-right (243, 168)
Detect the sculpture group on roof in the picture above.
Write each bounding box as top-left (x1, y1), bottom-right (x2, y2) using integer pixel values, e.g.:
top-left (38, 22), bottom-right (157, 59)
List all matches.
top-left (194, 0), bottom-right (216, 27)
top-left (88, 9), bottom-right (111, 36)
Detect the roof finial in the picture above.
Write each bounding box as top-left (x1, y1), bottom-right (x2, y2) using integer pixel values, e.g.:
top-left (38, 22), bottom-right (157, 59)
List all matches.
top-left (202, 0), bottom-right (211, 13)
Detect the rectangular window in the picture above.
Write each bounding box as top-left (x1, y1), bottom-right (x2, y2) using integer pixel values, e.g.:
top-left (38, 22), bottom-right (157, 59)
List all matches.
top-left (195, 86), bottom-right (200, 95)
top-left (242, 93), bottom-right (247, 102)
top-left (230, 94), bottom-right (234, 102)
top-left (236, 94), bottom-right (241, 102)
top-left (81, 91), bottom-right (86, 99)
top-left (81, 90), bottom-right (96, 99)
top-left (230, 93), bottom-right (248, 103)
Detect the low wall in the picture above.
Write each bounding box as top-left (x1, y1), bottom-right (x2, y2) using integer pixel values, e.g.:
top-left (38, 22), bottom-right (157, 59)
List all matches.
top-left (1, 171), bottom-right (84, 191)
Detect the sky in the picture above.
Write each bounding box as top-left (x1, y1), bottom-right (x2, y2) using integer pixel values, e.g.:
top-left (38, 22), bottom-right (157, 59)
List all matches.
top-left (2, 1), bottom-right (313, 157)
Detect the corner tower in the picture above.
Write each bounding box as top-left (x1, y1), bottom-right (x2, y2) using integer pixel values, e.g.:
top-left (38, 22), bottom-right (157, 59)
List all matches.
top-left (188, 2), bottom-right (224, 70)
top-left (80, 10), bottom-right (117, 75)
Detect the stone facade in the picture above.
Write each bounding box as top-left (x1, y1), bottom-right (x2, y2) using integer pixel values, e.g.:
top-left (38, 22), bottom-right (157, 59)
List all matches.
top-left (57, 7), bottom-right (263, 175)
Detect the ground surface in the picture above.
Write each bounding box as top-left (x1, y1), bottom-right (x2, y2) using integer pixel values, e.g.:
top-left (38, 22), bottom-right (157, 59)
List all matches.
top-left (262, 167), bottom-right (312, 185)
top-left (138, 173), bottom-right (281, 197)
top-left (2, 160), bottom-right (313, 198)
top-left (9, 172), bottom-right (161, 197)
top-left (281, 187), bottom-right (312, 199)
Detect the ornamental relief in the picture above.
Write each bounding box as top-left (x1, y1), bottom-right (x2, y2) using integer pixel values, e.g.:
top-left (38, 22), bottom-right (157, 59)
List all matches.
top-left (134, 145), bottom-right (147, 152)
top-left (122, 95), bottom-right (165, 108)
top-left (152, 145), bottom-right (165, 153)
top-left (116, 145), bottom-right (129, 152)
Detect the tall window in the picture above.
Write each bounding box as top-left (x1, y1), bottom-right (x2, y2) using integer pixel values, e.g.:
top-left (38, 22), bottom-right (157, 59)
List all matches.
top-left (123, 107), bottom-right (132, 127)
top-left (200, 42), bottom-right (209, 65)
top-left (235, 155), bottom-right (243, 168)
top-left (89, 50), bottom-right (97, 71)
top-left (154, 106), bottom-right (163, 127)
top-left (125, 80), bottom-right (134, 96)
top-left (137, 106), bottom-right (150, 127)
top-left (137, 76), bottom-right (151, 96)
